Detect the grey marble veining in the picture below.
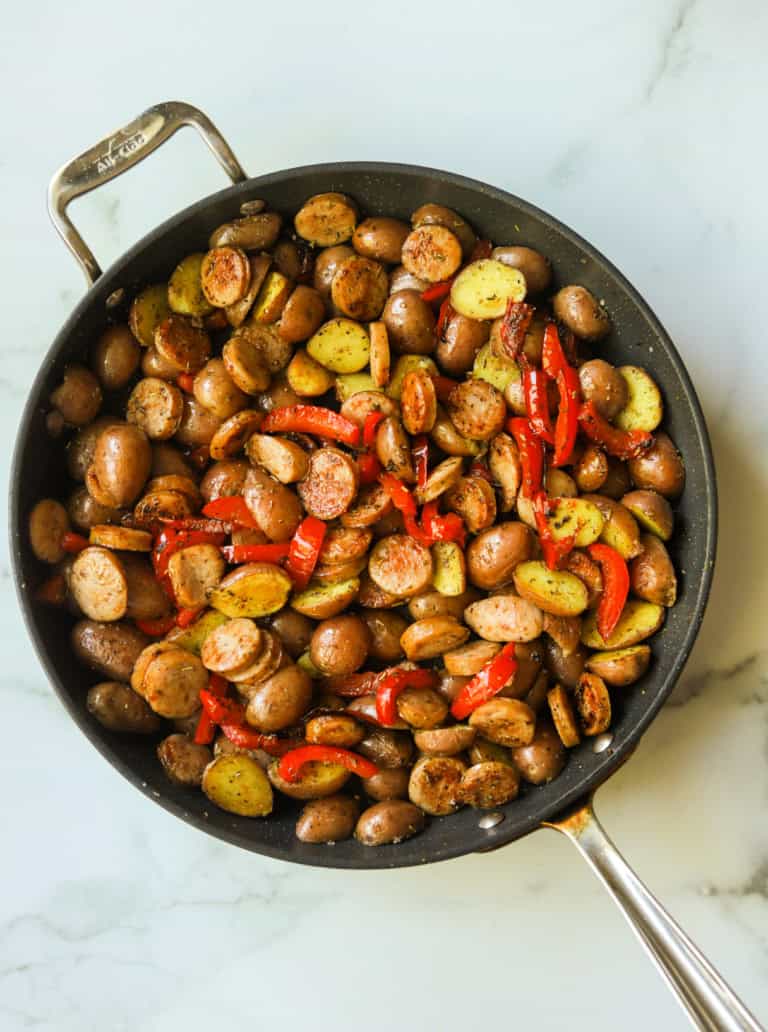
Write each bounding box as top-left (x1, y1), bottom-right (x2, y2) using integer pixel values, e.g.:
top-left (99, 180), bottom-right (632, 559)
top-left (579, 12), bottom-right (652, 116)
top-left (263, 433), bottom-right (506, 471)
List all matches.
top-left (2, 1), bottom-right (768, 1029)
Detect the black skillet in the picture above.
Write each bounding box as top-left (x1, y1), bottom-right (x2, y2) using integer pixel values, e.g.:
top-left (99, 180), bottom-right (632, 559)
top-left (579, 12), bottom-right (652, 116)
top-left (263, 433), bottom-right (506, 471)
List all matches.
top-left (9, 103), bottom-right (761, 1030)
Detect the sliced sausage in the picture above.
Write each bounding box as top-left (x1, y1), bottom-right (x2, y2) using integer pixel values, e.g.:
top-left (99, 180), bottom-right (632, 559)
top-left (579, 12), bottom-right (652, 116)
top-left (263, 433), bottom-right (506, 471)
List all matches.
top-left (331, 255), bottom-right (388, 321)
top-left (139, 647), bottom-right (208, 718)
top-left (29, 499), bottom-right (69, 563)
top-left (447, 379), bottom-right (506, 440)
top-left (488, 433), bottom-right (521, 511)
top-left (375, 416), bottom-right (415, 482)
top-left (338, 483), bottom-right (393, 529)
top-left (208, 409), bottom-right (262, 461)
top-left (133, 489), bottom-right (193, 526)
top-left (201, 618), bottom-right (263, 674)
top-left (319, 527), bottom-right (373, 565)
top-left (401, 225), bottom-right (463, 283)
top-left (469, 698), bottom-right (536, 747)
top-left (443, 640), bottom-right (501, 676)
top-left (400, 369), bottom-right (437, 435)
top-left (368, 534), bottom-right (433, 598)
top-left (408, 756), bottom-right (466, 815)
top-left (396, 687), bottom-right (449, 729)
top-left (70, 546), bottom-right (128, 621)
top-left (126, 378), bottom-right (184, 440)
top-left (154, 314), bottom-right (211, 373)
top-left (243, 467), bottom-right (304, 542)
top-left (458, 761), bottom-right (520, 808)
top-left (200, 459), bottom-right (250, 503)
top-left (444, 475), bottom-right (497, 534)
top-left (167, 544), bottom-right (226, 609)
top-left (201, 246), bottom-right (251, 307)
top-left (298, 447), bottom-right (359, 519)
top-left (339, 390), bottom-right (398, 428)
top-left (464, 595), bottom-right (544, 642)
top-left (245, 433), bottom-right (309, 484)
top-left (400, 616), bottom-right (470, 661)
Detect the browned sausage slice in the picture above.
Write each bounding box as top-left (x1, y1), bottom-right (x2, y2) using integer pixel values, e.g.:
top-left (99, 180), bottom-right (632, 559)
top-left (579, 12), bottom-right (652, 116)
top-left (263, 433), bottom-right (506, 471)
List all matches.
top-left (298, 448), bottom-right (360, 520)
top-left (29, 499), bottom-right (69, 563)
top-left (488, 433), bottom-right (521, 511)
top-left (400, 369), bottom-right (437, 435)
top-left (88, 525), bottom-right (153, 552)
top-left (134, 489), bottom-right (193, 526)
top-left (415, 456), bottom-right (464, 504)
top-left (339, 390), bottom-right (398, 427)
top-left (444, 475), bottom-right (497, 534)
top-left (368, 322), bottom-right (390, 387)
top-left (209, 409), bottom-right (262, 460)
top-left (167, 543), bottom-right (226, 609)
top-left (400, 617), bottom-right (470, 661)
top-left (319, 527), bottom-right (373, 565)
top-left (154, 315), bottom-right (211, 373)
top-left (402, 226), bottom-right (463, 283)
top-left (127, 378), bottom-right (184, 440)
top-left (368, 535), bottom-right (434, 598)
top-left (245, 433), bottom-right (309, 484)
top-left (201, 618), bottom-right (264, 674)
top-left (70, 546), bottom-right (128, 621)
top-left (447, 379), bottom-right (506, 440)
top-left (201, 246), bottom-right (251, 307)
top-left (375, 417), bottom-right (415, 482)
top-left (140, 647), bottom-right (208, 718)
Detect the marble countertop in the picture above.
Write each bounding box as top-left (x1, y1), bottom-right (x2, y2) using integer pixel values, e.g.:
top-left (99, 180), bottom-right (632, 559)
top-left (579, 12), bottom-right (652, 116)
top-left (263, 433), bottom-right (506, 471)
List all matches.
top-left (2, 1), bottom-right (767, 1028)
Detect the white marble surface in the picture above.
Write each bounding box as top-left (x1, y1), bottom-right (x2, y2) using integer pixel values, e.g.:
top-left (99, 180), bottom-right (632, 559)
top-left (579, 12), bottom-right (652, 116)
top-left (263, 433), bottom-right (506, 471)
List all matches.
top-left (2, 1), bottom-right (767, 1028)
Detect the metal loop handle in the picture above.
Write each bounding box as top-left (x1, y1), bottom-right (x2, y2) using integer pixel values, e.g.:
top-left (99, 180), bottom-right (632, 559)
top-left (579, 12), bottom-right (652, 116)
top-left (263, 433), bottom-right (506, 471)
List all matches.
top-left (545, 801), bottom-right (763, 1031)
top-left (47, 101), bottom-right (247, 284)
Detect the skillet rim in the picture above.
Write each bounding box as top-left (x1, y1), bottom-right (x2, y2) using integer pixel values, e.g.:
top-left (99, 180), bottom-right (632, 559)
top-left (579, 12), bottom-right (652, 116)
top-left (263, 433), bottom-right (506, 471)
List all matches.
top-left (9, 161), bottom-right (717, 868)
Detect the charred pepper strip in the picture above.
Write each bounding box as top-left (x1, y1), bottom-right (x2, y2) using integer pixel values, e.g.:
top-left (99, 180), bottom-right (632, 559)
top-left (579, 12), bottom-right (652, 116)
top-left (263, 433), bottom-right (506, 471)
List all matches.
top-left (552, 364), bottom-right (581, 467)
top-left (278, 745), bottom-right (378, 782)
top-left (357, 452), bottom-right (383, 484)
top-left (378, 472), bottom-right (417, 517)
top-left (421, 501), bottom-right (466, 548)
top-left (363, 411), bottom-right (386, 449)
top-left (412, 435), bottom-right (430, 491)
top-left (533, 491), bottom-right (576, 570)
top-left (376, 667), bottom-right (438, 726)
top-left (135, 614), bottom-right (177, 637)
top-left (219, 723), bottom-right (300, 756)
top-left (176, 606), bottom-right (204, 628)
top-left (286, 516), bottom-right (327, 589)
top-left (435, 299), bottom-right (454, 340)
top-left (587, 543), bottom-right (630, 641)
top-left (499, 299), bottom-right (534, 360)
top-left (541, 321), bottom-right (568, 378)
top-left (194, 673), bottom-right (229, 745)
top-left (199, 689), bottom-right (246, 725)
top-left (261, 405), bottom-right (361, 447)
top-left (451, 644), bottom-right (518, 719)
top-left (508, 417), bottom-right (544, 498)
top-left (578, 401), bottom-right (653, 460)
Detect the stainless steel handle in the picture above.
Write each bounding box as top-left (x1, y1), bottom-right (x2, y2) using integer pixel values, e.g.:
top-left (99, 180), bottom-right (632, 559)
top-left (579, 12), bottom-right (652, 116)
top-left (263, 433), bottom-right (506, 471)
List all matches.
top-left (47, 100), bottom-right (247, 284)
top-left (545, 801), bottom-right (763, 1031)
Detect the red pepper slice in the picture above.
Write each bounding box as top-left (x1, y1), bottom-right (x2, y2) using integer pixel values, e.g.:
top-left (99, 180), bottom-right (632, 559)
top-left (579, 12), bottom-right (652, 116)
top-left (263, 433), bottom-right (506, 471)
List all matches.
top-left (202, 496), bottom-right (260, 528)
top-left (363, 410), bottom-right (386, 449)
top-left (421, 501), bottom-right (466, 548)
top-left (153, 527), bottom-right (227, 580)
top-left (533, 491), bottom-right (576, 570)
top-left (194, 673), bottom-right (228, 745)
top-left (278, 745), bottom-right (378, 782)
top-left (522, 366), bottom-right (555, 444)
top-left (435, 299), bottom-right (455, 340)
top-left (552, 365), bottom-right (581, 467)
top-left (35, 573), bottom-right (67, 606)
top-left (421, 280), bottom-right (453, 303)
top-left (357, 451), bottom-right (383, 484)
top-left (375, 667), bottom-right (438, 726)
top-left (176, 606), bottom-right (204, 628)
top-left (587, 543), bottom-right (630, 641)
top-left (219, 723), bottom-right (300, 756)
top-left (135, 614), bottom-right (177, 637)
top-left (61, 532), bottom-right (90, 554)
top-left (261, 405), bottom-right (361, 447)
top-left (508, 417), bottom-right (544, 498)
top-left (412, 435), bottom-right (430, 491)
top-left (541, 322), bottom-right (568, 378)
top-left (378, 472), bottom-right (418, 518)
top-left (287, 516), bottom-right (327, 590)
top-left (199, 688), bottom-right (246, 725)
top-left (470, 238), bottom-right (493, 260)
top-left (220, 543), bottom-right (291, 564)
top-left (431, 374), bottom-right (459, 403)
top-left (578, 402), bottom-right (653, 460)
top-left (499, 300), bottom-right (534, 360)
top-left (451, 644), bottom-right (518, 719)
top-left (403, 512), bottom-right (434, 547)
top-left (176, 372), bottom-right (196, 393)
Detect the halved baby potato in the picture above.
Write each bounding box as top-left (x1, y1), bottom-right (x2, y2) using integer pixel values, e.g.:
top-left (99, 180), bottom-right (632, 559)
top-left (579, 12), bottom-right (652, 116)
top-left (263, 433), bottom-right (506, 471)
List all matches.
top-left (203, 754), bottom-right (274, 816)
top-left (129, 284), bottom-right (171, 347)
top-left (208, 562), bottom-right (292, 618)
top-left (386, 354), bottom-right (438, 400)
top-left (585, 644), bottom-right (651, 686)
top-left (335, 373), bottom-right (381, 402)
top-left (290, 577), bottom-right (360, 619)
top-left (166, 608), bottom-right (229, 654)
top-left (168, 253), bottom-right (215, 317)
top-left (431, 540), bottom-right (467, 597)
top-left (307, 318), bottom-right (371, 373)
top-left (286, 349), bottom-right (335, 396)
top-left (513, 561), bottom-right (589, 617)
top-left (251, 270), bottom-right (292, 325)
top-left (615, 366), bottom-right (663, 432)
top-left (545, 497), bottom-right (604, 547)
top-left (267, 759), bottom-right (351, 800)
top-left (581, 600), bottom-right (665, 649)
top-left (472, 343), bottom-right (521, 392)
top-left (450, 259), bottom-right (527, 320)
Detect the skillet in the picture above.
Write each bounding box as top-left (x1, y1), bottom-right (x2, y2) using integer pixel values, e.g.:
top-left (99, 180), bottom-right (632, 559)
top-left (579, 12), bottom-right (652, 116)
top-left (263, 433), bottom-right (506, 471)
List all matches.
top-left (10, 102), bottom-right (760, 1030)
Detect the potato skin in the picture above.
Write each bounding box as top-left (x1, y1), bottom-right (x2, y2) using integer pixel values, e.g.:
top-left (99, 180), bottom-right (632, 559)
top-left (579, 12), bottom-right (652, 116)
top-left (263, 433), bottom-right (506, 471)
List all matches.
top-left (310, 615), bottom-right (371, 676)
top-left (578, 359), bottom-right (628, 421)
top-left (92, 325), bottom-right (141, 390)
top-left (585, 645), bottom-right (651, 687)
top-left (244, 664), bottom-right (313, 732)
top-left (157, 734), bottom-right (212, 786)
top-left (621, 489), bottom-right (674, 541)
top-left (355, 800), bottom-right (425, 846)
top-left (91, 423), bottom-right (152, 507)
top-left (360, 768), bottom-right (410, 801)
top-left (296, 795), bottom-right (360, 843)
top-left (628, 432), bottom-right (685, 498)
top-left (382, 290), bottom-right (436, 355)
top-left (630, 534), bottom-right (678, 606)
top-left (491, 246), bottom-right (551, 293)
top-left (511, 722), bottom-right (566, 784)
top-left (50, 365), bottom-right (103, 426)
top-left (437, 313), bottom-right (490, 375)
top-left (466, 522), bottom-right (534, 590)
top-left (553, 285), bottom-right (610, 341)
top-left (86, 681), bottom-right (162, 734)
top-left (72, 620), bottom-right (149, 681)
top-left (353, 217), bottom-right (410, 264)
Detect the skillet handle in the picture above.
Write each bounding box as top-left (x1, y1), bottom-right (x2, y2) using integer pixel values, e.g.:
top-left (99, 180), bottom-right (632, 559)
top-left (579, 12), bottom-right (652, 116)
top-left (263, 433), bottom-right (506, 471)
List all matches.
top-left (544, 801), bottom-right (763, 1031)
top-left (47, 101), bottom-right (247, 284)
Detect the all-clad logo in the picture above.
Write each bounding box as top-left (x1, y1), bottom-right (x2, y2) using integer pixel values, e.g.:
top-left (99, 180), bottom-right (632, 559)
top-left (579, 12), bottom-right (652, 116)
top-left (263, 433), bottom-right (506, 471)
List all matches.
top-left (95, 131), bottom-right (147, 173)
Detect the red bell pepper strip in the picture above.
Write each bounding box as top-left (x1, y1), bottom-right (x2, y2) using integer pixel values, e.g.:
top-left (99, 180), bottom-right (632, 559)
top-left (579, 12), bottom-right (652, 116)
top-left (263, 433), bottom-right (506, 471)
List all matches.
top-left (176, 372), bottom-right (196, 393)
top-left (403, 512), bottom-right (434, 547)
top-left (202, 496), bottom-right (260, 529)
top-left (357, 451), bottom-right (382, 484)
top-left (261, 405), bottom-right (361, 447)
top-left (435, 299), bottom-right (454, 340)
top-left (508, 417), bottom-right (544, 498)
top-left (153, 527), bottom-right (227, 580)
top-left (587, 543), bottom-right (630, 641)
top-left (135, 614), bottom-right (177, 637)
top-left (61, 532), bottom-right (90, 554)
top-left (522, 366), bottom-right (555, 444)
top-left (578, 402), bottom-right (653, 460)
top-left (199, 688), bottom-right (246, 726)
top-left (431, 373), bottom-right (459, 403)
top-left (499, 300), bottom-right (534, 360)
top-left (379, 472), bottom-right (418, 517)
top-left (287, 516), bottom-right (327, 589)
top-left (194, 673), bottom-right (228, 745)
top-left (421, 280), bottom-right (453, 303)
top-left (541, 322), bottom-right (569, 378)
top-left (533, 491), bottom-right (576, 570)
top-left (552, 364), bottom-right (581, 467)
top-left (412, 435), bottom-right (430, 491)
top-left (176, 606), bottom-right (204, 628)
top-left (219, 723), bottom-right (300, 756)
top-left (220, 543), bottom-right (291, 564)
top-left (375, 667), bottom-right (438, 726)
top-left (469, 460), bottom-right (493, 483)
top-left (363, 411), bottom-right (386, 449)
top-left (470, 238), bottom-right (493, 261)
top-left (421, 501), bottom-right (466, 548)
top-left (278, 745), bottom-right (379, 782)
top-left (451, 644), bottom-right (518, 719)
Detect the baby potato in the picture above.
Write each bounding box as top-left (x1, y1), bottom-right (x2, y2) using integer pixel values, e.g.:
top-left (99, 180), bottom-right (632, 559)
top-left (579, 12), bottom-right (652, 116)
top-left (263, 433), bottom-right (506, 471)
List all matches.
top-left (615, 366), bottom-right (663, 432)
top-left (630, 534), bottom-right (678, 607)
top-left (382, 290), bottom-right (437, 356)
top-left (491, 246), bottom-right (551, 294)
top-left (585, 645), bottom-right (651, 687)
top-left (353, 216), bottom-right (410, 263)
top-left (431, 540), bottom-right (467, 597)
top-left (437, 312), bottom-right (490, 376)
top-left (91, 325), bottom-right (141, 390)
top-left (290, 577), bottom-right (361, 619)
top-left (209, 212), bottom-right (282, 252)
top-left (296, 795), bottom-right (359, 843)
top-left (511, 722), bottom-right (566, 784)
top-left (279, 286), bottom-right (326, 344)
top-left (578, 359), bottom-right (628, 421)
top-left (168, 253), bottom-right (215, 316)
top-left (450, 260), bottom-right (526, 320)
top-left (581, 600), bottom-right (665, 649)
top-left (513, 561), bottom-right (589, 617)
top-left (86, 681), bottom-right (162, 735)
top-left (465, 594), bottom-right (544, 643)
top-left (50, 366), bottom-right (103, 426)
top-left (157, 734), bottom-right (212, 786)
top-left (621, 489), bottom-right (674, 541)
top-left (129, 283), bottom-right (171, 347)
top-left (628, 432), bottom-right (685, 498)
top-left (553, 285), bottom-right (610, 341)
top-left (582, 494), bottom-right (642, 560)
top-left (360, 768), bottom-right (411, 801)
top-left (268, 759), bottom-right (351, 800)
top-left (355, 800), bottom-right (425, 846)
top-left (307, 318), bottom-right (371, 373)
top-left (203, 754), bottom-right (274, 816)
